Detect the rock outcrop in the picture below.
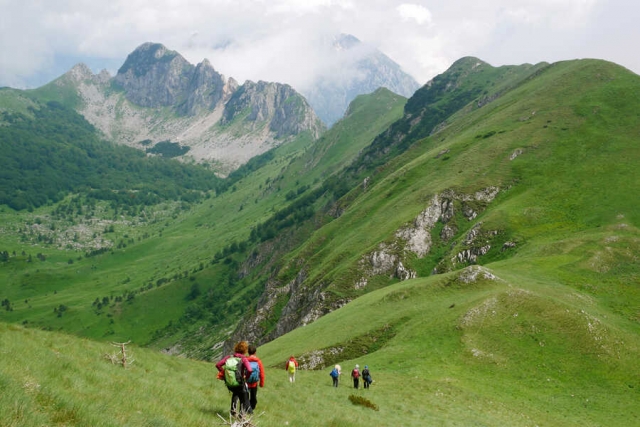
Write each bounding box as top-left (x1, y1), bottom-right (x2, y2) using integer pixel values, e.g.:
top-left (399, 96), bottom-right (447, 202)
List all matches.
top-left (222, 80), bottom-right (323, 139)
top-left (230, 186), bottom-right (504, 351)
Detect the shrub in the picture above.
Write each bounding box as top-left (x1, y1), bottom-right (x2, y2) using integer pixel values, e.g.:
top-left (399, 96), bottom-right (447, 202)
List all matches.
top-left (348, 395), bottom-right (378, 411)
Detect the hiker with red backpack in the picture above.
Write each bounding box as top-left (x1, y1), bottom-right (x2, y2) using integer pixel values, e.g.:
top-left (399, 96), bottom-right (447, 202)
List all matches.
top-left (351, 364), bottom-right (361, 389)
top-left (216, 341), bottom-right (253, 417)
top-left (285, 355), bottom-right (299, 383)
top-left (246, 345), bottom-right (265, 411)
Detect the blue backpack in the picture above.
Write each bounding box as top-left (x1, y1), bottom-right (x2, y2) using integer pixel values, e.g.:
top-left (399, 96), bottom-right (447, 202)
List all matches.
top-left (330, 368), bottom-right (339, 379)
top-left (247, 360), bottom-right (260, 384)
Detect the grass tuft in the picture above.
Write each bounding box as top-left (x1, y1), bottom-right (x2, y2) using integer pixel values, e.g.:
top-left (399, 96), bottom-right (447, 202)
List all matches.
top-left (348, 394), bottom-right (379, 411)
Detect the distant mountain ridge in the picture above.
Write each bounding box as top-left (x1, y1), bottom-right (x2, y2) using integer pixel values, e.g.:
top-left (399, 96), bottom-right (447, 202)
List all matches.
top-left (24, 37), bottom-right (420, 171)
top-left (35, 42), bottom-right (325, 174)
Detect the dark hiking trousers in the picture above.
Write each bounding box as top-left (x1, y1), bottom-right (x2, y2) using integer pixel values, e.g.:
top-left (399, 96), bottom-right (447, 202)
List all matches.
top-left (248, 386), bottom-right (259, 410)
top-left (229, 384), bottom-right (252, 416)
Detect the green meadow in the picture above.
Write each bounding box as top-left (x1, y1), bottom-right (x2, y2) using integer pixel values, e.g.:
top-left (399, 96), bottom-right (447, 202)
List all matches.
top-left (1, 57), bottom-right (639, 426)
top-left (2, 261), bottom-right (639, 426)
top-left (0, 85), bottom-right (407, 352)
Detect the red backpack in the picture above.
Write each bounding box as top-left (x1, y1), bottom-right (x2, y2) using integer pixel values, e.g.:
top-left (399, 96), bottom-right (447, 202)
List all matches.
top-left (352, 368), bottom-right (360, 378)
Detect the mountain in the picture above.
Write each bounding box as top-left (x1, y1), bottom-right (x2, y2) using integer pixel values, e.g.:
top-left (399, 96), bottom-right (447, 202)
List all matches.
top-left (114, 43), bottom-right (231, 115)
top-left (31, 42), bottom-right (325, 174)
top-left (228, 57), bottom-right (640, 349)
top-left (1, 54), bottom-right (639, 426)
top-left (0, 57), bottom-right (640, 426)
top-left (300, 34), bottom-right (421, 127)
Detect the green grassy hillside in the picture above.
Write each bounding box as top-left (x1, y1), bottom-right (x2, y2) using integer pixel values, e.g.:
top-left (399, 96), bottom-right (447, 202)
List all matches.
top-left (0, 88), bottom-right (406, 357)
top-left (251, 59), bottom-right (639, 335)
top-left (0, 56), bottom-right (638, 426)
top-left (2, 262), bottom-right (638, 426)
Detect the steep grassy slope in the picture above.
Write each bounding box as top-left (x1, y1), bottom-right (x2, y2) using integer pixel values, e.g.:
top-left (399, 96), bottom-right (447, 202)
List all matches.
top-left (0, 89), bottom-right (406, 357)
top-left (238, 58), bottom-right (639, 348)
top-left (2, 263), bottom-right (638, 426)
top-left (281, 87), bottom-right (407, 187)
top-left (259, 265), bottom-right (640, 426)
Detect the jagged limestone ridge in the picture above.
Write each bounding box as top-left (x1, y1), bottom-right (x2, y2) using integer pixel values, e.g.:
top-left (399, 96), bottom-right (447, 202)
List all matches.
top-left (222, 80), bottom-right (324, 138)
top-left (39, 42), bottom-right (325, 172)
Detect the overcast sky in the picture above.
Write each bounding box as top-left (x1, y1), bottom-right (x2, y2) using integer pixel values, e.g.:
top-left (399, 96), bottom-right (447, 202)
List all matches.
top-left (1, 0), bottom-right (638, 91)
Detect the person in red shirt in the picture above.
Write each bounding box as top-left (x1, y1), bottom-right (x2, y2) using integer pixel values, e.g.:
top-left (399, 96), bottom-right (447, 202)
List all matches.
top-left (216, 341), bottom-right (253, 417)
top-left (285, 355), bottom-right (299, 383)
top-left (351, 364), bottom-right (361, 389)
top-left (246, 345), bottom-right (265, 411)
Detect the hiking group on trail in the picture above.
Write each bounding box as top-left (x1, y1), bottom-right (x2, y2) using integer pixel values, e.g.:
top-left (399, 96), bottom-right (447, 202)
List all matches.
top-left (330, 363), bottom-right (373, 389)
top-left (216, 340), bottom-right (373, 419)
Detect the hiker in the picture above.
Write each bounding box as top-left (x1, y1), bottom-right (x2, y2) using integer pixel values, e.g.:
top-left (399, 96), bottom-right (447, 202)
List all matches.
top-left (351, 364), bottom-right (361, 389)
top-left (216, 341), bottom-right (253, 417)
top-left (246, 345), bottom-right (265, 411)
top-left (362, 365), bottom-right (372, 389)
top-left (285, 355), bottom-right (298, 383)
top-left (329, 364), bottom-right (341, 387)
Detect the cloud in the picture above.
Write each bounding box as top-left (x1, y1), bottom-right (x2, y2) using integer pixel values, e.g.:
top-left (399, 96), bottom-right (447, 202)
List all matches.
top-left (0, 0), bottom-right (639, 90)
top-left (397, 3), bottom-right (433, 25)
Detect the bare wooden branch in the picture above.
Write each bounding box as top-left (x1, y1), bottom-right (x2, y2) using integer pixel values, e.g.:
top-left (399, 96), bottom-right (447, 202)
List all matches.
top-left (108, 341), bottom-right (133, 368)
top-left (216, 411), bottom-right (262, 427)
top-left (104, 352), bottom-right (119, 364)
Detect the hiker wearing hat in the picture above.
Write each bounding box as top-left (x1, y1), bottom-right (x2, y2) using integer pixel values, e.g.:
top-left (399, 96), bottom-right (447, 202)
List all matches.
top-left (362, 365), bottom-right (372, 389)
top-left (351, 364), bottom-right (361, 389)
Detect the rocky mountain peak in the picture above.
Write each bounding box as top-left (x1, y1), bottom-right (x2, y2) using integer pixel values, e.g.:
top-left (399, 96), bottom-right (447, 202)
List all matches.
top-left (96, 69), bottom-right (112, 84)
top-left (301, 33), bottom-right (420, 126)
top-left (116, 43), bottom-right (186, 76)
top-left (67, 63), bottom-right (94, 81)
top-left (59, 42), bottom-right (324, 172)
top-left (114, 42), bottom-right (194, 108)
top-left (222, 80), bottom-right (325, 138)
top-left (332, 33), bottom-right (360, 50)
top-left (112, 42), bottom-right (242, 115)
top-left (176, 58), bottom-right (230, 115)
top-left (61, 63), bottom-right (111, 87)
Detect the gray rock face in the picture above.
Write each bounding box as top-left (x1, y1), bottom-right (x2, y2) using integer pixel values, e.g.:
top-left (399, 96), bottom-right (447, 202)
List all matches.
top-left (179, 59), bottom-right (238, 116)
top-left (114, 43), bottom-right (195, 108)
top-left (56, 42), bottom-right (325, 172)
top-left (222, 80), bottom-right (323, 138)
top-left (113, 43), bottom-right (239, 116)
top-left (396, 194), bottom-right (444, 257)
